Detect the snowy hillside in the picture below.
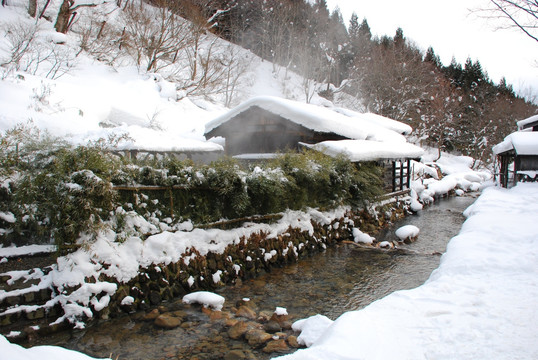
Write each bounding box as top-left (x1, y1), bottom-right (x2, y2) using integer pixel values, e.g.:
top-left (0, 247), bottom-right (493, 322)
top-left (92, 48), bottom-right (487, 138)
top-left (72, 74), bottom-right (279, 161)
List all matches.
top-left (0, 0), bottom-right (360, 150)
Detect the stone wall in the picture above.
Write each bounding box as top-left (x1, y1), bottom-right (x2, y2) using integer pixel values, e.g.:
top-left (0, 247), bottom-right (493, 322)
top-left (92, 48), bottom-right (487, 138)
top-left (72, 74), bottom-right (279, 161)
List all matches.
top-left (1, 197), bottom-right (409, 341)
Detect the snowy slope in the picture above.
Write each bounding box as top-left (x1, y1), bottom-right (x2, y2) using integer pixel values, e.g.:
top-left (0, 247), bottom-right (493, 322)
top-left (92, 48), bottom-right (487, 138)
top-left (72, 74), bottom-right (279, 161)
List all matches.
top-left (0, 1), bottom-right (364, 152)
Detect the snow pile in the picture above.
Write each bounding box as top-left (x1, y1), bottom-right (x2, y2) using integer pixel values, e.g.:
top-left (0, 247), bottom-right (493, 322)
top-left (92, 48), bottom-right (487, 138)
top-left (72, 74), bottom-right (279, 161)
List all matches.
top-left (410, 150), bottom-right (491, 205)
top-left (276, 183), bottom-right (538, 360)
top-left (182, 291), bottom-right (225, 311)
top-left (291, 314), bottom-right (333, 348)
top-left (395, 225), bottom-right (419, 240)
top-left (0, 245), bottom-right (56, 258)
top-left (352, 228), bottom-right (375, 244)
top-left (275, 307), bottom-right (288, 316)
top-left (0, 334), bottom-right (110, 360)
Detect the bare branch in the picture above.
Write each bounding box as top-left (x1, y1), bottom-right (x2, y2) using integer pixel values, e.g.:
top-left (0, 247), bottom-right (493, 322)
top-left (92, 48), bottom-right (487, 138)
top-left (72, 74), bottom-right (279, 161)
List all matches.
top-left (476, 0), bottom-right (538, 42)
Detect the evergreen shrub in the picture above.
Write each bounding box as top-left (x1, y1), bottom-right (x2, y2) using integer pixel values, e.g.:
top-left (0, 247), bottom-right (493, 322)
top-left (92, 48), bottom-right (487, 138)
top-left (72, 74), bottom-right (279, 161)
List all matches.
top-left (0, 125), bottom-right (384, 250)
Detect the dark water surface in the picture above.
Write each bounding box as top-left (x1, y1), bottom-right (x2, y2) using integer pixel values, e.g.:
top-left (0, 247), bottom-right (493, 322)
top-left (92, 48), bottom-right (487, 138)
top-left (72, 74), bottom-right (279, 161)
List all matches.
top-left (29, 195), bottom-right (476, 359)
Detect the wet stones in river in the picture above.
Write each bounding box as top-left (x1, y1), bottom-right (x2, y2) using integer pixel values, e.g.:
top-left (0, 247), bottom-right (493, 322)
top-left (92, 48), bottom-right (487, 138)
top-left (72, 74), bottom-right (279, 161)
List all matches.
top-left (263, 339), bottom-right (289, 353)
top-left (227, 320), bottom-right (253, 339)
top-left (235, 305), bottom-right (257, 320)
top-left (142, 308), bottom-right (160, 321)
top-left (263, 320), bottom-right (282, 333)
top-left (154, 313), bottom-right (182, 329)
top-left (245, 328), bottom-right (272, 346)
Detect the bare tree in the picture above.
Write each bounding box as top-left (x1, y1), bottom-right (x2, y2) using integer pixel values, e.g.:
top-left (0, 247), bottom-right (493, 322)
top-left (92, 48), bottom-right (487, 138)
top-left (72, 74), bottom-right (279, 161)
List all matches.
top-left (479, 0), bottom-right (538, 42)
top-left (122, 0), bottom-right (192, 72)
top-left (55, 0), bottom-right (105, 34)
top-left (1, 21), bottom-right (39, 70)
top-left (28, 0), bottom-right (37, 17)
top-left (219, 45), bottom-right (252, 106)
top-left (351, 39), bottom-right (434, 122)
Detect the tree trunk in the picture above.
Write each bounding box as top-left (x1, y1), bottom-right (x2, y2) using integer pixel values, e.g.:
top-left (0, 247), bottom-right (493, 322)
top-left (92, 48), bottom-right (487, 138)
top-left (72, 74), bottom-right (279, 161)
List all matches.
top-left (28, 0), bottom-right (37, 17)
top-left (54, 0), bottom-right (72, 34)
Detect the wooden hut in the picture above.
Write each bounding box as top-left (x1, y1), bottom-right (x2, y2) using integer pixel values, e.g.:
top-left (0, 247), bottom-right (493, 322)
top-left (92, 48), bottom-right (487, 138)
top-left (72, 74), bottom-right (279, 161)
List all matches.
top-left (205, 96), bottom-right (423, 193)
top-left (493, 115), bottom-right (538, 188)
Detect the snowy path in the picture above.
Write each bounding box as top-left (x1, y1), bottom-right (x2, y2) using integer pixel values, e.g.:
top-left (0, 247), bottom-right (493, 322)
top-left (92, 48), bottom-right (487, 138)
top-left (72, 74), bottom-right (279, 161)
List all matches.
top-left (277, 183), bottom-right (538, 360)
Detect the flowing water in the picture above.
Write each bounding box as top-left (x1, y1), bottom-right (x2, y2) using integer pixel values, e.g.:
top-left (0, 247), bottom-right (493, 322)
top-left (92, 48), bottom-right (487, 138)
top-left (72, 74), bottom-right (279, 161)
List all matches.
top-left (26, 195), bottom-right (476, 359)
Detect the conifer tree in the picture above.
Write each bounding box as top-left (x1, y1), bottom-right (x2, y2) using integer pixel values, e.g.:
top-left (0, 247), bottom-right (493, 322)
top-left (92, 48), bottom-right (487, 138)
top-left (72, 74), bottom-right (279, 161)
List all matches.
top-left (424, 46), bottom-right (441, 68)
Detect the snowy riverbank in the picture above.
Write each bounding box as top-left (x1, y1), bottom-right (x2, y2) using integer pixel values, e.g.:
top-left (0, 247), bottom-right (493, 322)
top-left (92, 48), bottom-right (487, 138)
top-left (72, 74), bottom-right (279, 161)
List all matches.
top-left (276, 182), bottom-right (538, 360)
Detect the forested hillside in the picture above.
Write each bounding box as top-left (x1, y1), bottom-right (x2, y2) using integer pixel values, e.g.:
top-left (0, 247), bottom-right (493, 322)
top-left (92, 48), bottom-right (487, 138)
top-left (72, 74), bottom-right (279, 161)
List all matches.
top-left (175, 0), bottom-right (537, 162)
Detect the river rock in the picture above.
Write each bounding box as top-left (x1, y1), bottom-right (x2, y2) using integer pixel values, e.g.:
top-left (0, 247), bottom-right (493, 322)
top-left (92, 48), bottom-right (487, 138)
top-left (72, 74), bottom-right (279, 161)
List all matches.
top-left (245, 329), bottom-right (272, 346)
top-left (263, 339), bottom-right (289, 353)
top-left (270, 312), bottom-right (288, 324)
top-left (226, 318), bottom-right (239, 327)
top-left (263, 320), bottom-right (282, 333)
top-left (235, 305), bottom-right (257, 320)
top-left (224, 350), bottom-right (247, 360)
top-left (236, 298), bottom-right (255, 309)
top-left (280, 320), bottom-right (292, 330)
top-left (258, 310), bottom-right (273, 322)
top-left (142, 308), bottom-right (160, 320)
top-left (154, 314), bottom-right (181, 329)
top-left (287, 335), bottom-right (300, 348)
top-left (228, 321), bottom-right (249, 339)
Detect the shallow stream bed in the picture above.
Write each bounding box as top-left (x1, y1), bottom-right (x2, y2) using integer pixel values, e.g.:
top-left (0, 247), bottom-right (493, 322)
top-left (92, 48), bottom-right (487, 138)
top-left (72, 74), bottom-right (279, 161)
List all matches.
top-left (25, 195), bottom-right (477, 359)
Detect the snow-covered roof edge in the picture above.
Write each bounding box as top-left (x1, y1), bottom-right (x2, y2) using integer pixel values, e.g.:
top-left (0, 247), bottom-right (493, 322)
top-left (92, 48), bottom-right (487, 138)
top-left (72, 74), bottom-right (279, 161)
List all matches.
top-left (517, 114), bottom-right (538, 130)
top-left (301, 140), bottom-right (424, 162)
top-left (331, 107), bottom-right (413, 135)
top-left (493, 131), bottom-right (538, 155)
top-left (204, 96), bottom-right (408, 144)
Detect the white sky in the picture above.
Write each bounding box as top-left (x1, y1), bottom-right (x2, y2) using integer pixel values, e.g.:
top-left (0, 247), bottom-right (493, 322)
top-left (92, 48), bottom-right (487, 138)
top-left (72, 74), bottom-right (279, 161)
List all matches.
top-left (326, 0), bottom-right (538, 102)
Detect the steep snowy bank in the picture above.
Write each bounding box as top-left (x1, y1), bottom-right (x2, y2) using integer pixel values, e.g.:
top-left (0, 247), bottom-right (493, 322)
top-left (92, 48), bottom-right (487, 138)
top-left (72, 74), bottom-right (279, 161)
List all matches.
top-left (277, 183), bottom-right (538, 360)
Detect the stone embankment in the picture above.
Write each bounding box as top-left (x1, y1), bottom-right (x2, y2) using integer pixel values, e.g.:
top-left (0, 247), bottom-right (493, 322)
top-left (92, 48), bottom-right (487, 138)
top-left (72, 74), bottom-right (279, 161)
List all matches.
top-left (0, 196), bottom-right (410, 343)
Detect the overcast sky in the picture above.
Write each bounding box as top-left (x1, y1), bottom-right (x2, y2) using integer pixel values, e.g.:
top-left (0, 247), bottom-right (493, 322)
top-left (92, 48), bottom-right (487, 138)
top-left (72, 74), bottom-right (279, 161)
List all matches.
top-left (326, 0), bottom-right (538, 102)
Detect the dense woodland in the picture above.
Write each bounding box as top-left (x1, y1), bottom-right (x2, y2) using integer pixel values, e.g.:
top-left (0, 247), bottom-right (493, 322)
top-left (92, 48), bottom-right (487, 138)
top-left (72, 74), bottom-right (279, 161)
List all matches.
top-left (171, 0), bottom-right (537, 163)
top-left (6, 0), bottom-right (538, 164)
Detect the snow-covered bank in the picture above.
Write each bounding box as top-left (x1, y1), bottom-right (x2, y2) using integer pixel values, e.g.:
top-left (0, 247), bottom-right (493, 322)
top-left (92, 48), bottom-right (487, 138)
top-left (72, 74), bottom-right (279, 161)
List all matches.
top-left (277, 183), bottom-right (538, 360)
top-left (0, 335), bottom-right (110, 360)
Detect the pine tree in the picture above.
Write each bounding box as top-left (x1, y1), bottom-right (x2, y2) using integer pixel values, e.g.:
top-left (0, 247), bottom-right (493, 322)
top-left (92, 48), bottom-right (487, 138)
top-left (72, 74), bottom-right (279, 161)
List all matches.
top-left (394, 27), bottom-right (405, 48)
top-left (358, 18), bottom-right (371, 42)
top-left (349, 12), bottom-right (360, 40)
top-left (424, 46), bottom-right (441, 68)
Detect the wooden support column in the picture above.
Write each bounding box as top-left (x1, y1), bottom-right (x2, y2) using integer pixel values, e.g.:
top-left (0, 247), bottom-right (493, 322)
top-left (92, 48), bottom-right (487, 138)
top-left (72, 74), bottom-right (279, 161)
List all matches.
top-left (392, 161), bottom-right (397, 193)
top-left (399, 161), bottom-right (404, 191)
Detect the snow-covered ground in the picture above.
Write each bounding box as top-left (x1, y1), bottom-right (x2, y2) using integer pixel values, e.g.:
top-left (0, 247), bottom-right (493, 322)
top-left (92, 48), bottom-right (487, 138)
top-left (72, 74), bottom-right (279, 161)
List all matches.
top-left (2, 172), bottom-right (534, 360)
top-left (0, 335), bottom-right (110, 360)
top-left (276, 182), bottom-right (538, 360)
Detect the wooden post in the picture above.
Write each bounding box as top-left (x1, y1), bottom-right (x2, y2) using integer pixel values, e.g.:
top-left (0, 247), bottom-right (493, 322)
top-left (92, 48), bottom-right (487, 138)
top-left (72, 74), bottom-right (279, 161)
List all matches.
top-left (169, 187), bottom-right (174, 219)
top-left (392, 161), bottom-right (396, 193)
top-left (406, 159), bottom-right (413, 189)
top-left (399, 161), bottom-right (404, 191)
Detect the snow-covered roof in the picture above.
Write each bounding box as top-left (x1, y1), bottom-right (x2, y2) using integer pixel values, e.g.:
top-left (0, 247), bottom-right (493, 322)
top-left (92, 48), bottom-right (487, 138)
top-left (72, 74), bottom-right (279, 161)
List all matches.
top-left (493, 131), bottom-right (538, 155)
top-left (77, 126), bottom-right (223, 153)
top-left (205, 96), bottom-right (408, 144)
top-left (301, 140), bottom-right (424, 162)
top-left (517, 114), bottom-right (538, 130)
top-left (331, 107), bottom-right (413, 135)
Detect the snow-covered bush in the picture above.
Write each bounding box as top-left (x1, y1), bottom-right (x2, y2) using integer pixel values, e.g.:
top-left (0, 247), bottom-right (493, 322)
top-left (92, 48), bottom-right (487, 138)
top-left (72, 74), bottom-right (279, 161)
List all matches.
top-left (1, 128), bottom-right (384, 248)
top-left (0, 125), bottom-right (120, 249)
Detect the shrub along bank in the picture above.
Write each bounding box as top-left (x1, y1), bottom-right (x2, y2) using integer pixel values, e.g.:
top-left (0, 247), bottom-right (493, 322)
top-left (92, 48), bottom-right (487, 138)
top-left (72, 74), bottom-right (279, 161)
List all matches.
top-left (0, 126), bottom-right (384, 252)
